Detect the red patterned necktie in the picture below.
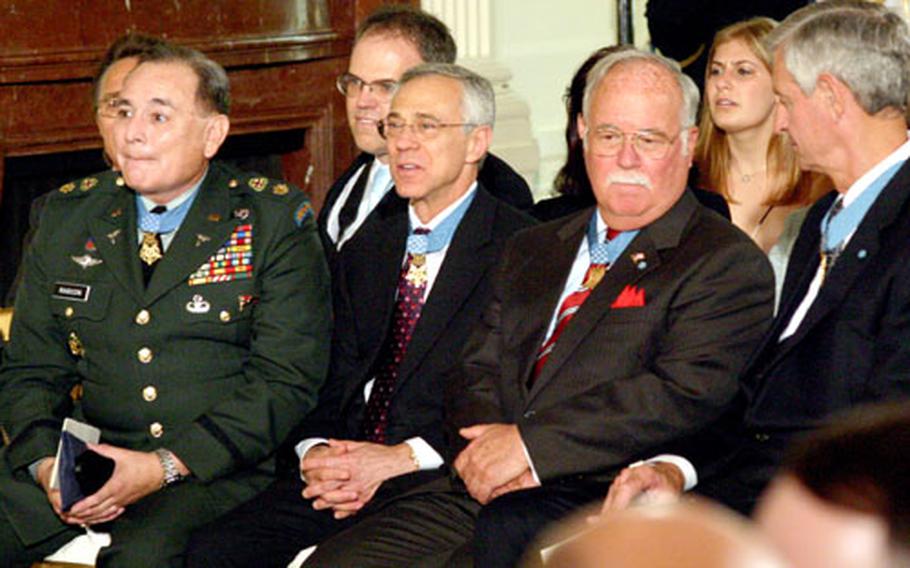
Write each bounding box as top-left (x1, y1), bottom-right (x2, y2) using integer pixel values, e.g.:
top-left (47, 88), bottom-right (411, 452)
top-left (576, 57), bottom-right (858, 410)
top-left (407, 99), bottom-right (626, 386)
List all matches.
top-left (530, 228), bottom-right (620, 386)
top-left (360, 228), bottom-right (431, 443)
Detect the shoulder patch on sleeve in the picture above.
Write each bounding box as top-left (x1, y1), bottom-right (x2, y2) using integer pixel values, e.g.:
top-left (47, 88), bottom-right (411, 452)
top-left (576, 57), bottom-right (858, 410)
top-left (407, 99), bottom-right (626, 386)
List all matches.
top-left (294, 201), bottom-right (314, 227)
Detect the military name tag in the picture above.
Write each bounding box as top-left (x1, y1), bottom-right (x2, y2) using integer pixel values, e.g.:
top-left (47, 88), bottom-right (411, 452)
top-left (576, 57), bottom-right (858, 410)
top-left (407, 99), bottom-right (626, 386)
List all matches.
top-left (53, 282), bottom-right (91, 303)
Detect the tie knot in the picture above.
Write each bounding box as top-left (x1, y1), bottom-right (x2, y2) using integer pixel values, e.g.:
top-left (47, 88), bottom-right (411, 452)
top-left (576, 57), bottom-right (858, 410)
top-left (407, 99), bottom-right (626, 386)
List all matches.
top-left (407, 227), bottom-right (431, 255)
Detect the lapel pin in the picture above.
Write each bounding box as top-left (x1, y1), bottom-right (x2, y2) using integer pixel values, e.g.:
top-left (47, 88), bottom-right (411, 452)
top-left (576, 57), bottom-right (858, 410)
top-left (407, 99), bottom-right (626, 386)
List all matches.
top-left (110, 208), bottom-right (123, 218)
top-left (233, 208), bottom-right (250, 220)
top-left (84, 238), bottom-right (96, 252)
top-left (186, 294), bottom-right (211, 314)
top-left (71, 254), bottom-right (103, 269)
top-left (857, 249), bottom-right (868, 259)
top-left (208, 213), bottom-right (221, 222)
top-left (195, 234), bottom-right (212, 247)
top-left (106, 229), bottom-right (121, 245)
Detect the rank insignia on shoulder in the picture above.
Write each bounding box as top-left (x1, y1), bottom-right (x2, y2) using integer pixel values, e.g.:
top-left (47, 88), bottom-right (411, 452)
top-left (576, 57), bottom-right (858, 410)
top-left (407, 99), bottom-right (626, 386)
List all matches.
top-left (272, 183), bottom-right (289, 196)
top-left (80, 177), bottom-right (98, 191)
top-left (248, 177), bottom-right (269, 192)
top-left (110, 208), bottom-right (123, 218)
top-left (294, 202), bottom-right (313, 227)
top-left (59, 182), bottom-right (76, 194)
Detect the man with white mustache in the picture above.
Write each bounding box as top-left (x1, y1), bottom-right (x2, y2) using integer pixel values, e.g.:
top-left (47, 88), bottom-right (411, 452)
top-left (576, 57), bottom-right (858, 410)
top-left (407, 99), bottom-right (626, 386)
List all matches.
top-left (299, 48), bottom-right (774, 568)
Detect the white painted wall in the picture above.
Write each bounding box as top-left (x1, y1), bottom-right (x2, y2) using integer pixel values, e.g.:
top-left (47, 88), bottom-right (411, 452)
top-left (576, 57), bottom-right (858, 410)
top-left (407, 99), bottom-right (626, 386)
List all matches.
top-left (487, 0), bottom-right (650, 198)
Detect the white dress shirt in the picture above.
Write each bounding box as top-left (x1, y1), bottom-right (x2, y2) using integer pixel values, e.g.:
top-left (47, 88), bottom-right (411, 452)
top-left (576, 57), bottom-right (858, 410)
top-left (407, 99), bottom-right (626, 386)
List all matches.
top-left (326, 158), bottom-right (394, 250)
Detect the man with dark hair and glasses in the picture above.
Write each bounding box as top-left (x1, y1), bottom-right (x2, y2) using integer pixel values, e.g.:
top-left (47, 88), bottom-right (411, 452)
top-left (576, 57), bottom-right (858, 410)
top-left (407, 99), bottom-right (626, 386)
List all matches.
top-left (0, 42), bottom-right (330, 566)
top-left (316, 5), bottom-right (532, 267)
top-left (301, 47), bottom-right (773, 568)
top-left (186, 62), bottom-right (533, 567)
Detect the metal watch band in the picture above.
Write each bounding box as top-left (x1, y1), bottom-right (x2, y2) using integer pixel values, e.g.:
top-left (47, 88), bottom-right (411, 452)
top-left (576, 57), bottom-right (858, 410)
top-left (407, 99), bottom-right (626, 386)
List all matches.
top-left (154, 448), bottom-right (184, 487)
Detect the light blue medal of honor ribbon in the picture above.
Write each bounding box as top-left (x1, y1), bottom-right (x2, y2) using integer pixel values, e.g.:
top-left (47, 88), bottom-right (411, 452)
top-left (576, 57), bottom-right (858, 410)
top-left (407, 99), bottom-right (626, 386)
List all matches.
top-left (136, 190), bottom-right (198, 235)
top-left (585, 213), bottom-right (639, 289)
top-left (404, 189), bottom-right (477, 285)
top-left (820, 160), bottom-right (902, 257)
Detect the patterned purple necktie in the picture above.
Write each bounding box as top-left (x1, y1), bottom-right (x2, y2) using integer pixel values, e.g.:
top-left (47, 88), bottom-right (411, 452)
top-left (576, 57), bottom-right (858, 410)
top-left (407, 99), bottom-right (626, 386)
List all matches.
top-left (360, 228), bottom-right (431, 443)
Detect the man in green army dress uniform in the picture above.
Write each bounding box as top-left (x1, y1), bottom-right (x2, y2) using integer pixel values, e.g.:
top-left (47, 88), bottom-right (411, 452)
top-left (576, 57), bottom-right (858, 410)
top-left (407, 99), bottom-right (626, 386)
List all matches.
top-left (0, 42), bottom-right (331, 566)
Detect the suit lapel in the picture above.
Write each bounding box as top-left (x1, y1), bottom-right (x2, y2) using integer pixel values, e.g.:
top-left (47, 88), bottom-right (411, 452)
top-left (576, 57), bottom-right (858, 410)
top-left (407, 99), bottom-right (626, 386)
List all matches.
top-left (511, 211), bottom-right (590, 390)
top-left (88, 188), bottom-right (144, 304)
top-left (143, 172), bottom-right (239, 305)
top-left (339, 197), bottom-right (409, 409)
top-left (396, 188), bottom-right (497, 385)
top-left (317, 153), bottom-right (372, 229)
top-left (763, 159), bottom-right (910, 366)
top-left (526, 232), bottom-right (661, 400)
top-left (526, 191), bottom-right (697, 402)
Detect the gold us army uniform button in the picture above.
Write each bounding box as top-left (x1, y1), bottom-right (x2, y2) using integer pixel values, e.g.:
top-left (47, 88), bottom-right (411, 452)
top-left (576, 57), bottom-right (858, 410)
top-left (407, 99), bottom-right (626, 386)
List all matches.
top-left (64, 307), bottom-right (74, 318)
top-left (219, 310), bottom-right (231, 322)
top-left (135, 309), bottom-right (151, 325)
top-left (149, 422), bottom-right (164, 438)
top-left (142, 385), bottom-right (158, 402)
top-left (138, 347), bottom-right (153, 364)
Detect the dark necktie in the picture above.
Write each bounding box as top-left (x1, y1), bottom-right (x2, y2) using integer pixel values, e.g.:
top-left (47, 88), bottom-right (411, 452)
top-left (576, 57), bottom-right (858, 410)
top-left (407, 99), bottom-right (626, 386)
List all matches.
top-left (820, 196), bottom-right (845, 283)
top-left (139, 205), bottom-right (167, 286)
top-left (530, 228), bottom-right (621, 386)
top-left (336, 160), bottom-right (373, 244)
top-left (360, 227), bottom-right (431, 443)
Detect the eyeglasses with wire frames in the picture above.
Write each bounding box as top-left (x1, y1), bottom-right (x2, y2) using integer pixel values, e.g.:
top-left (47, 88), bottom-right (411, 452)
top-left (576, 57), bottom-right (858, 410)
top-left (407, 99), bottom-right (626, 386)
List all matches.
top-left (336, 73), bottom-right (398, 100)
top-left (378, 116), bottom-right (478, 141)
top-left (586, 126), bottom-right (682, 160)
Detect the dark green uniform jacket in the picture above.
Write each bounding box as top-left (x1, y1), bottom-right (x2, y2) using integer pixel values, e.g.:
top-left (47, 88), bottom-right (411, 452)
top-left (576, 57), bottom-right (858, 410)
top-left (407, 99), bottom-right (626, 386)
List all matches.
top-left (0, 161), bottom-right (331, 561)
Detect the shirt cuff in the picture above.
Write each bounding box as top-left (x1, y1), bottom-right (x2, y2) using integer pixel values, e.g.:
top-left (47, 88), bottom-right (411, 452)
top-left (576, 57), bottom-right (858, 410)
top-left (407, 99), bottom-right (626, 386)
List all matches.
top-left (631, 454), bottom-right (697, 491)
top-left (404, 437), bottom-right (443, 471)
top-left (294, 437), bottom-right (329, 483)
top-left (519, 438), bottom-right (541, 485)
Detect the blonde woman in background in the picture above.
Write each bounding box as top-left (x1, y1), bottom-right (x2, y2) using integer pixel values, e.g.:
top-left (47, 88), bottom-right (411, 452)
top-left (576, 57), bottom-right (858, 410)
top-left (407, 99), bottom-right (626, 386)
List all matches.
top-left (696, 17), bottom-right (829, 305)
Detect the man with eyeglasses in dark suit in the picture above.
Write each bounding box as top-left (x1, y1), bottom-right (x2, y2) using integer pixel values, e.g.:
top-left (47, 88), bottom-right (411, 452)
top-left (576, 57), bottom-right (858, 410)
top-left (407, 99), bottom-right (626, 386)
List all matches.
top-left (315, 6), bottom-right (532, 269)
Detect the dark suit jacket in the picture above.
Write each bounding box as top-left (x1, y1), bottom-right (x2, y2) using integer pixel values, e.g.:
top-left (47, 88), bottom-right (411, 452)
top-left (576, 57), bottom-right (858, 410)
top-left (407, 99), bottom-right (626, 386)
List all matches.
top-left (296, 185), bottom-right (535, 467)
top-left (446, 190), bottom-right (774, 484)
top-left (696, 159), bottom-right (910, 512)
top-left (316, 153), bottom-right (534, 266)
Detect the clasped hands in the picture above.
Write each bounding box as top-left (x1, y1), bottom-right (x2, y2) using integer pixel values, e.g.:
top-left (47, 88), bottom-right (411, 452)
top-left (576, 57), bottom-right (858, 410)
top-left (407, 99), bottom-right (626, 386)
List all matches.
top-left (300, 439), bottom-right (417, 519)
top-left (453, 423), bottom-right (539, 505)
top-left (37, 443), bottom-right (183, 526)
